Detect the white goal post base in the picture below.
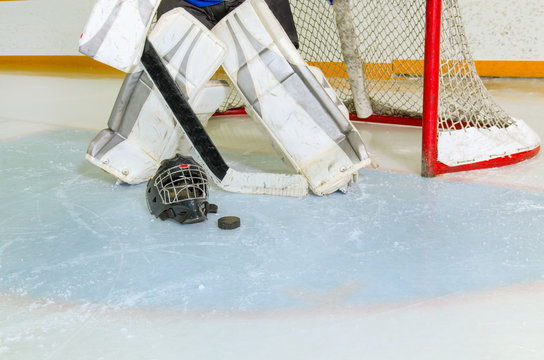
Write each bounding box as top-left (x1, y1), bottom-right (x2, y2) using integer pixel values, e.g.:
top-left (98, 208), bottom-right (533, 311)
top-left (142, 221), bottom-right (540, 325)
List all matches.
top-left (438, 120), bottom-right (541, 167)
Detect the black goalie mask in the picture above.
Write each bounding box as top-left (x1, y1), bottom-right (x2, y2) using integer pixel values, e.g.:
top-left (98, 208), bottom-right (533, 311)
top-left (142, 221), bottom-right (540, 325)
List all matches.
top-left (146, 154), bottom-right (214, 224)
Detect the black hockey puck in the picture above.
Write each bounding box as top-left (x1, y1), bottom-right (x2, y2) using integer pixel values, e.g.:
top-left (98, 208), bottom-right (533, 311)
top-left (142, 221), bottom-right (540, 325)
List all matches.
top-left (218, 216), bottom-right (240, 230)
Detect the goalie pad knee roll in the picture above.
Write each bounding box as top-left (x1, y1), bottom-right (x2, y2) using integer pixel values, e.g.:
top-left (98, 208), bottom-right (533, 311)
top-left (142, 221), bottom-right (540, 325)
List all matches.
top-left (213, 0), bottom-right (372, 195)
top-left (86, 8), bottom-right (228, 184)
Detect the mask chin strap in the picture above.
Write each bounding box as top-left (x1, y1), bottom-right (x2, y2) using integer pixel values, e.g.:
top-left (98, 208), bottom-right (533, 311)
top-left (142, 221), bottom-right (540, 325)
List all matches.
top-left (174, 211), bottom-right (192, 224)
top-left (164, 200), bottom-right (213, 224)
top-left (159, 208), bottom-right (177, 221)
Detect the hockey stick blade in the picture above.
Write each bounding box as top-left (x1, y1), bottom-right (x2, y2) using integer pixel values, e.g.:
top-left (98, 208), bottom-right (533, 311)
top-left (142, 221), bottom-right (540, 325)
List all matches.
top-left (140, 39), bottom-right (308, 197)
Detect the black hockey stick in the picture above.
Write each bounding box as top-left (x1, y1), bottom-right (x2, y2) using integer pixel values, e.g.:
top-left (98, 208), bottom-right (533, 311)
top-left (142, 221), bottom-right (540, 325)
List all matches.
top-left (140, 39), bottom-right (308, 196)
top-left (141, 39), bottom-right (229, 181)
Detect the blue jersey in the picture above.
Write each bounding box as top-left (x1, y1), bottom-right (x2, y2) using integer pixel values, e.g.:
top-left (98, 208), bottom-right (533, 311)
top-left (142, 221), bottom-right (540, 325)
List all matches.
top-left (184, 0), bottom-right (224, 6)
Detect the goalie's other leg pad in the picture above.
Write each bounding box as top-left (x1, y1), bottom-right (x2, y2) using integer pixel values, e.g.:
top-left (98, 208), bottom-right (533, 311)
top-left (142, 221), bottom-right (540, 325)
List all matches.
top-left (86, 8), bottom-right (228, 184)
top-left (213, 0), bottom-right (371, 195)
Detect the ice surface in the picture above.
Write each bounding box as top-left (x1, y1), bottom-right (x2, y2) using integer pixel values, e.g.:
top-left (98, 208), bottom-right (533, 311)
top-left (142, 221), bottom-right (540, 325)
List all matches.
top-left (1, 75), bottom-right (544, 359)
top-left (1, 129), bottom-right (544, 314)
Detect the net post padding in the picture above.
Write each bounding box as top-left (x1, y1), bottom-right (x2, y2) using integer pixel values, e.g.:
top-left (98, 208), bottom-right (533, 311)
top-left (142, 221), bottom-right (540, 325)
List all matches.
top-left (332, 0), bottom-right (373, 118)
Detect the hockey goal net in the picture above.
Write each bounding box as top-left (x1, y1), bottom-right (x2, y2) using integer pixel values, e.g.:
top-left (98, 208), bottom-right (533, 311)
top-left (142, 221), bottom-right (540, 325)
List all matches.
top-left (216, 0), bottom-right (540, 176)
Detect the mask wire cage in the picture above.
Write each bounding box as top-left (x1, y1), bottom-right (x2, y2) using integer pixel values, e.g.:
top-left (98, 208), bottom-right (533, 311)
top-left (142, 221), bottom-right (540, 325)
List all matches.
top-left (153, 163), bottom-right (209, 205)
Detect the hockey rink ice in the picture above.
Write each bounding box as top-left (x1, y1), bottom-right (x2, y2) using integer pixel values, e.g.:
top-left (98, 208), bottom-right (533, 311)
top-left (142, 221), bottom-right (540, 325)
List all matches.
top-left (1, 72), bottom-right (544, 359)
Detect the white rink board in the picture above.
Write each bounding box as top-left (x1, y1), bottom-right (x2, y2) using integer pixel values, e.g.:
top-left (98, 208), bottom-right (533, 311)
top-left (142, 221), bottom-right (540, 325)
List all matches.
top-left (0, 0), bottom-right (542, 61)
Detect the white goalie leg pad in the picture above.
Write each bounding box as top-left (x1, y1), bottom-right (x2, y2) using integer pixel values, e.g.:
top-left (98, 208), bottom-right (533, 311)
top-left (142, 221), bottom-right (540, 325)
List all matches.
top-left (140, 39), bottom-right (309, 197)
top-left (86, 8), bottom-right (228, 184)
top-left (79, 0), bottom-right (161, 73)
top-left (213, 0), bottom-right (372, 195)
